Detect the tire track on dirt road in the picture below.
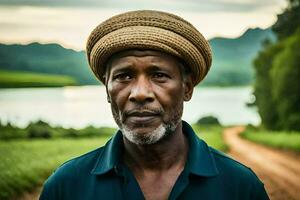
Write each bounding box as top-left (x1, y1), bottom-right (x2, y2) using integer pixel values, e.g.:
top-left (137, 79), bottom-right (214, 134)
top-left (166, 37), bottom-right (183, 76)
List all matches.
top-left (224, 127), bottom-right (300, 200)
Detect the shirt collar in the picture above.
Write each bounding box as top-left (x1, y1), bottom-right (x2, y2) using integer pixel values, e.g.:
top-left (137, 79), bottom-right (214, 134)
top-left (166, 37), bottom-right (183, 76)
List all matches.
top-left (182, 121), bottom-right (219, 177)
top-left (91, 130), bottom-right (123, 175)
top-left (91, 121), bottom-right (219, 177)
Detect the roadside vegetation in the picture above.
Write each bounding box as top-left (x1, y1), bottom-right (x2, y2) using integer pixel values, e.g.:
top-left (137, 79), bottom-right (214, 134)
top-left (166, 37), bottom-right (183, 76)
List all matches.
top-left (193, 124), bottom-right (228, 152)
top-left (0, 117), bottom-right (226, 200)
top-left (0, 121), bottom-right (116, 199)
top-left (241, 126), bottom-right (300, 152)
top-left (0, 138), bottom-right (110, 200)
top-left (243, 0), bottom-right (300, 153)
top-left (193, 115), bottom-right (228, 152)
top-left (253, 0), bottom-right (300, 131)
top-left (0, 70), bottom-right (77, 88)
top-left (0, 120), bottom-right (116, 140)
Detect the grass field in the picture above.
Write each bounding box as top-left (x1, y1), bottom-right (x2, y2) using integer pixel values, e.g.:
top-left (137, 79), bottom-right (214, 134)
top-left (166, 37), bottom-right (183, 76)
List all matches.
top-left (0, 124), bottom-right (226, 199)
top-left (0, 137), bottom-right (110, 200)
top-left (193, 124), bottom-right (228, 152)
top-left (0, 70), bottom-right (77, 88)
top-left (241, 128), bottom-right (300, 152)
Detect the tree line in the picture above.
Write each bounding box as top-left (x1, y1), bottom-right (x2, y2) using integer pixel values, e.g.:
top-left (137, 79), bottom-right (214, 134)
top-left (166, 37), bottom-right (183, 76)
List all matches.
top-left (254, 0), bottom-right (300, 131)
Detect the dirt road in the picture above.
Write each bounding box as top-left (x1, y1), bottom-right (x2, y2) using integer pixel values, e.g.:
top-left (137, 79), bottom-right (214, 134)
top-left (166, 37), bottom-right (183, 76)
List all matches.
top-left (224, 127), bottom-right (300, 200)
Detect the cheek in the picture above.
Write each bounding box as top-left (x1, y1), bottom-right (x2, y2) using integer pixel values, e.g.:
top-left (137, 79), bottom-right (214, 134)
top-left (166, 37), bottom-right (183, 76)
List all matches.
top-left (107, 83), bottom-right (129, 110)
top-left (154, 84), bottom-right (184, 124)
top-left (154, 83), bottom-right (184, 107)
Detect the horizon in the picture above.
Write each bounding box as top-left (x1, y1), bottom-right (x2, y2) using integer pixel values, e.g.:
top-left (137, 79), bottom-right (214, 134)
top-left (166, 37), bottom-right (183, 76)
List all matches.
top-left (0, 26), bottom-right (270, 51)
top-left (0, 0), bottom-right (287, 50)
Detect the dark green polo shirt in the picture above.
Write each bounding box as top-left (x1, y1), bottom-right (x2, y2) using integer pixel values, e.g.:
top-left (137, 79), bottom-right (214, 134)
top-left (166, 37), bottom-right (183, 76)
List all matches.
top-left (40, 121), bottom-right (269, 200)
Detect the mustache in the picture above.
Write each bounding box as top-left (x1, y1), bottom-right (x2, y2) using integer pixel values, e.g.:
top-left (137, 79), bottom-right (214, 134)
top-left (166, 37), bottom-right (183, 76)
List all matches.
top-left (123, 107), bottom-right (164, 118)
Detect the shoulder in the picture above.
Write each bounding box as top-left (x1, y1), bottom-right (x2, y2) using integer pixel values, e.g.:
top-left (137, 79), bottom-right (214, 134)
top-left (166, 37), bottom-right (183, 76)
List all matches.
top-left (209, 147), bottom-right (269, 199)
top-left (40, 146), bottom-right (105, 199)
top-left (209, 146), bottom-right (259, 180)
top-left (208, 146), bottom-right (267, 197)
top-left (55, 146), bottom-right (104, 177)
top-left (209, 147), bottom-right (248, 170)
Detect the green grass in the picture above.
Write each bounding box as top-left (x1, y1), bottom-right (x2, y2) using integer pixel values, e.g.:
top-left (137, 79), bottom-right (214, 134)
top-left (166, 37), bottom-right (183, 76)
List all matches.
top-left (192, 124), bottom-right (228, 152)
top-left (0, 70), bottom-right (77, 88)
top-left (0, 120), bottom-right (117, 140)
top-left (0, 124), bottom-right (227, 199)
top-left (241, 128), bottom-right (300, 152)
top-left (0, 137), bottom-right (111, 199)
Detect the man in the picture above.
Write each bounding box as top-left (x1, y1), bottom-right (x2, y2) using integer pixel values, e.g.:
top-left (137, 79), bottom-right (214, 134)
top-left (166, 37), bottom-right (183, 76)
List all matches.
top-left (40, 10), bottom-right (269, 200)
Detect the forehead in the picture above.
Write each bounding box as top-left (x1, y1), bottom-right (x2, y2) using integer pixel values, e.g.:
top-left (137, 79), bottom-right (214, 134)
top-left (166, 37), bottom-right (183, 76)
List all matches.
top-left (112, 50), bottom-right (168, 57)
top-left (107, 50), bottom-right (181, 69)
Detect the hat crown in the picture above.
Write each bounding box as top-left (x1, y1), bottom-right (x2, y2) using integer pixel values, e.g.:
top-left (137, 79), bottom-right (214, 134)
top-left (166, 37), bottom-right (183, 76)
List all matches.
top-left (86, 10), bottom-right (212, 85)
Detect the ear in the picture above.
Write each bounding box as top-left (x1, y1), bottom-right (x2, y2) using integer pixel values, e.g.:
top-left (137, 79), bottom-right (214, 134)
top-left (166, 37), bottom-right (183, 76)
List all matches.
top-left (107, 94), bottom-right (111, 103)
top-left (183, 75), bottom-right (194, 101)
top-left (104, 68), bottom-right (112, 103)
top-left (105, 82), bottom-right (111, 103)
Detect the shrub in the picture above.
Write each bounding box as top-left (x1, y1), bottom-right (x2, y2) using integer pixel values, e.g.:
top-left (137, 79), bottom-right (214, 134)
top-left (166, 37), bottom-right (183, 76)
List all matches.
top-left (27, 120), bottom-right (52, 139)
top-left (196, 116), bottom-right (221, 126)
top-left (0, 123), bottom-right (27, 140)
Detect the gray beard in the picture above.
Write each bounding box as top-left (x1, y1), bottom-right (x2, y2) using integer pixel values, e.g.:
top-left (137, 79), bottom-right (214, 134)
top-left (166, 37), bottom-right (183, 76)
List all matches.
top-left (121, 121), bottom-right (178, 145)
top-left (111, 102), bottom-right (183, 145)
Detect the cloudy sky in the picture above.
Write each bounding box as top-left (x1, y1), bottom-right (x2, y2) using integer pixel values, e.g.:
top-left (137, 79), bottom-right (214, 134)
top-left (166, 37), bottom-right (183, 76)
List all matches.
top-left (0, 0), bottom-right (287, 50)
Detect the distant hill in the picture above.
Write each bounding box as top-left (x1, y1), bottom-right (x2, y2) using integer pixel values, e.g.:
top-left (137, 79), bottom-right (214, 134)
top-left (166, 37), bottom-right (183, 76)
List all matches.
top-left (203, 28), bottom-right (275, 86)
top-left (0, 43), bottom-right (98, 85)
top-left (0, 70), bottom-right (77, 88)
top-left (0, 28), bottom-right (275, 87)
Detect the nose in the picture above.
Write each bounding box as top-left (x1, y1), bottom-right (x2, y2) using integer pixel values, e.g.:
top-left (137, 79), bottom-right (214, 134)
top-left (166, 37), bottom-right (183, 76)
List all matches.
top-left (129, 76), bottom-right (155, 104)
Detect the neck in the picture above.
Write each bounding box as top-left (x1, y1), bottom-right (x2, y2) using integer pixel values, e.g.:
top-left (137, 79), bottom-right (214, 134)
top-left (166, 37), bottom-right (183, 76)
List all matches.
top-left (123, 122), bottom-right (189, 172)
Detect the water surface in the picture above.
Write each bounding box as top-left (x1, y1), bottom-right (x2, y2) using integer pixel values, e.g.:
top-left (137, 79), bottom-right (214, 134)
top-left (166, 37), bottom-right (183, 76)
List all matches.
top-left (0, 86), bottom-right (260, 128)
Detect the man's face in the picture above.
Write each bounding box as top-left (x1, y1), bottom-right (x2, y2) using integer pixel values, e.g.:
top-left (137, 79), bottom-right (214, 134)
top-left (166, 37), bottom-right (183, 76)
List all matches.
top-left (106, 50), bottom-right (193, 145)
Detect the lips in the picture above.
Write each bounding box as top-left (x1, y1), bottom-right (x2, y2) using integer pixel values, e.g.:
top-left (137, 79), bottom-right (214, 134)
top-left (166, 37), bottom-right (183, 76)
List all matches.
top-left (125, 110), bottom-right (161, 125)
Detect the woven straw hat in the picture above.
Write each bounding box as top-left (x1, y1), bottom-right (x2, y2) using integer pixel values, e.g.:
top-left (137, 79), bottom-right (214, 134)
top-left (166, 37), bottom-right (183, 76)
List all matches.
top-left (86, 10), bottom-right (212, 86)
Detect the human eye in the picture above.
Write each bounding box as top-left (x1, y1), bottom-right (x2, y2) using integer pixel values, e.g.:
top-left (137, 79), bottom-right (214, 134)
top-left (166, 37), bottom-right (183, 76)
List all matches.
top-left (113, 73), bottom-right (132, 82)
top-left (152, 72), bottom-right (170, 81)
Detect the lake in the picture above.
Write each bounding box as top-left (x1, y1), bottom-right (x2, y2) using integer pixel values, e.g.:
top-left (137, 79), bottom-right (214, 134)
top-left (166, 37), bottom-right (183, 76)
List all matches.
top-left (0, 86), bottom-right (260, 128)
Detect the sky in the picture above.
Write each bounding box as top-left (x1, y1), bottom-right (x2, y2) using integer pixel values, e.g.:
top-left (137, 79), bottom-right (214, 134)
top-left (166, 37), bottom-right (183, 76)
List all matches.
top-left (0, 0), bottom-right (287, 50)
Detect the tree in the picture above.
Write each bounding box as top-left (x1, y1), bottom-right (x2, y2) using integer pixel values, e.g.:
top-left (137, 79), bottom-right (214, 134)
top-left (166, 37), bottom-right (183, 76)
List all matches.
top-left (253, 0), bottom-right (300, 131)
top-left (273, 0), bottom-right (300, 39)
top-left (270, 32), bottom-right (300, 130)
top-left (253, 42), bottom-right (282, 130)
top-left (196, 116), bottom-right (221, 126)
